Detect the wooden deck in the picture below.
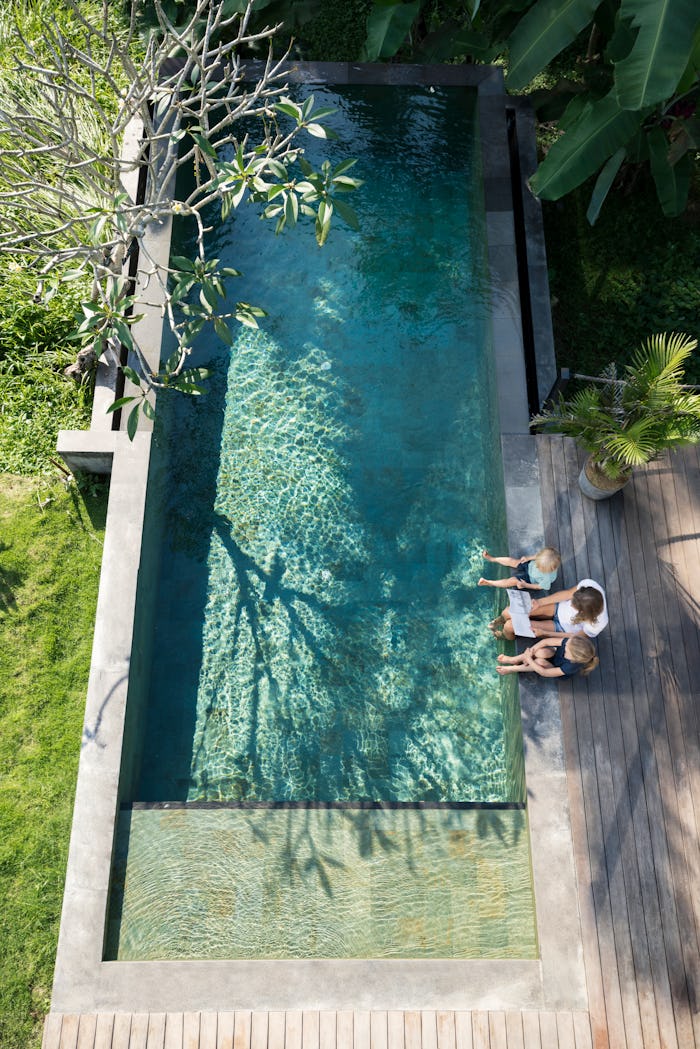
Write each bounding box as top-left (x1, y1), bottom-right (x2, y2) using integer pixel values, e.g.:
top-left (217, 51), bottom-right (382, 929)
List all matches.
top-left (538, 437), bottom-right (700, 1049)
top-left (42, 437), bottom-right (700, 1049)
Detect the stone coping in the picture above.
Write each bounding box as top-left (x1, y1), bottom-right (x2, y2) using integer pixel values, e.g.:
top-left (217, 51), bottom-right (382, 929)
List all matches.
top-left (52, 64), bottom-right (584, 1014)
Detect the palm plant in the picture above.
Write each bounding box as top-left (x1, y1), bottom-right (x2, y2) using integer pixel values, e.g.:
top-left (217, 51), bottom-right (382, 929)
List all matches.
top-left (532, 332), bottom-right (700, 491)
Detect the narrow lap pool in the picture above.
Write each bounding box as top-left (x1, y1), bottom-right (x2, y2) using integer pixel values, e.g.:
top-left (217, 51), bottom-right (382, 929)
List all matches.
top-left (108, 84), bottom-right (536, 960)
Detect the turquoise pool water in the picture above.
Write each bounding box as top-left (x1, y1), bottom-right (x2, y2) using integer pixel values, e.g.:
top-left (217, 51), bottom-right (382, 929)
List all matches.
top-left (131, 85), bottom-right (518, 805)
top-left (109, 84), bottom-right (536, 961)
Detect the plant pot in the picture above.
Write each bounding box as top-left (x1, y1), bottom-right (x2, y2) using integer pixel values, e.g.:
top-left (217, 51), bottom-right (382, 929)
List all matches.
top-left (578, 456), bottom-right (631, 500)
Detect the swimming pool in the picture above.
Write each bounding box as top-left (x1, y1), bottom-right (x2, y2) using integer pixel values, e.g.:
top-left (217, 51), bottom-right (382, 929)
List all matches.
top-left (107, 82), bottom-right (535, 960)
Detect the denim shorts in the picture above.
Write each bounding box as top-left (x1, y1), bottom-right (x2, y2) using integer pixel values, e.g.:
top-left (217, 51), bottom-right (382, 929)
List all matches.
top-left (553, 605), bottom-right (564, 631)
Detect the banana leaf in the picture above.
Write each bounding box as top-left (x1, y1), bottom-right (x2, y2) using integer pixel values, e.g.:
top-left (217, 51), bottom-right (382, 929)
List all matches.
top-left (647, 127), bottom-right (692, 216)
top-left (586, 146), bottom-right (626, 224)
top-left (615, 0), bottom-right (700, 109)
top-left (361, 0), bottom-right (421, 61)
top-left (529, 90), bottom-right (646, 200)
top-left (505, 0), bottom-right (599, 91)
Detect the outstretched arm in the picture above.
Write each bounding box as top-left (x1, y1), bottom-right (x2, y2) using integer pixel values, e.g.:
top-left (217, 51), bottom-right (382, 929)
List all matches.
top-left (532, 585), bottom-right (577, 606)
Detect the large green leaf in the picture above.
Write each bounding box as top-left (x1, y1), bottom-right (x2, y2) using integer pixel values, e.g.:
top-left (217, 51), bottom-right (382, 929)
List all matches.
top-left (586, 146), bottom-right (626, 224)
top-left (615, 0), bottom-right (700, 109)
top-left (505, 0), bottom-right (599, 91)
top-left (647, 127), bottom-right (692, 216)
top-left (361, 0), bottom-right (421, 61)
top-left (529, 90), bottom-right (645, 200)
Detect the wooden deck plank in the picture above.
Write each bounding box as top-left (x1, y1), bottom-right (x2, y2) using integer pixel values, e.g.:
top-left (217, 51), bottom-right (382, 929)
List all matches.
top-left (251, 1014), bottom-right (269, 1049)
top-left (286, 1012), bottom-right (303, 1049)
top-left (43, 1014), bottom-right (63, 1049)
top-left (76, 1014), bottom-right (97, 1049)
top-left (233, 1012), bottom-right (252, 1049)
top-left (520, 1013), bottom-right (540, 1049)
top-left (267, 1013), bottom-right (285, 1049)
top-left (198, 1014), bottom-right (217, 1049)
top-left (536, 1013), bottom-right (557, 1049)
top-left (146, 1014), bottom-right (167, 1049)
top-left (387, 1012), bottom-right (405, 1049)
top-left (303, 1013), bottom-right (320, 1049)
top-left (130, 1014), bottom-right (149, 1049)
top-left (113, 1015), bottom-right (133, 1049)
top-left (337, 1013), bottom-right (354, 1049)
top-left (487, 1012), bottom-right (507, 1049)
top-left (571, 1014), bottom-right (592, 1049)
top-left (420, 1014), bottom-right (437, 1049)
top-left (183, 1013), bottom-right (201, 1049)
top-left (453, 1014), bottom-right (472, 1049)
top-left (403, 1013), bottom-right (421, 1049)
top-left (435, 1013), bottom-right (455, 1049)
top-left (554, 1014), bottom-right (575, 1049)
top-left (94, 1015), bottom-right (116, 1049)
top-left (218, 1014), bottom-right (235, 1049)
top-left (353, 1012), bottom-right (370, 1049)
top-left (470, 1013), bottom-right (489, 1049)
top-left (58, 1015), bottom-right (80, 1049)
top-left (370, 1012), bottom-right (388, 1049)
top-left (503, 1014), bottom-right (524, 1049)
top-left (164, 1013), bottom-right (183, 1049)
top-left (319, 1013), bottom-right (336, 1049)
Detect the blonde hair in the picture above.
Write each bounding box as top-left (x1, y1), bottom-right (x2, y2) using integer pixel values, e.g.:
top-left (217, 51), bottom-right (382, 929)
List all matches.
top-left (572, 586), bottom-right (604, 624)
top-left (534, 546), bottom-right (561, 573)
top-left (566, 634), bottom-right (599, 676)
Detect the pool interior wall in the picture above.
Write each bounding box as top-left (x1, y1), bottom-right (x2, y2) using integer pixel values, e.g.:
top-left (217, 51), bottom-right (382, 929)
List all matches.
top-left (52, 62), bottom-right (585, 1014)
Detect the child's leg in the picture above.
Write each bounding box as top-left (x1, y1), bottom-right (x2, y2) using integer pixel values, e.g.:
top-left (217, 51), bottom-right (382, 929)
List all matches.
top-left (482, 550), bottom-right (520, 568)
top-left (497, 652), bottom-right (526, 664)
top-left (478, 575), bottom-right (519, 588)
top-left (496, 664), bottom-right (526, 675)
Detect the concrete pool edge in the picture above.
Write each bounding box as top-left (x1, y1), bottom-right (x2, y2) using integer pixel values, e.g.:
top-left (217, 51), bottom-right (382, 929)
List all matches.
top-left (52, 64), bottom-right (585, 1013)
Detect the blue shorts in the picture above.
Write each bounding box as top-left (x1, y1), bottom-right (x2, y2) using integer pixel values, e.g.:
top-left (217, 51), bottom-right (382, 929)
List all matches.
top-left (553, 606), bottom-right (564, 631)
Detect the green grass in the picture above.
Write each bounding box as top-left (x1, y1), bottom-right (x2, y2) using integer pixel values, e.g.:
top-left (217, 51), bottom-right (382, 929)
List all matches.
top-left (0, 475), bottom-right (107, 1049)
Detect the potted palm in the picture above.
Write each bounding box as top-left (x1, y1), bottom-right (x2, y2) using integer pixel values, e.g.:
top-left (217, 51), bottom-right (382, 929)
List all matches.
top-left (532, 332), bottom-right (700, 500)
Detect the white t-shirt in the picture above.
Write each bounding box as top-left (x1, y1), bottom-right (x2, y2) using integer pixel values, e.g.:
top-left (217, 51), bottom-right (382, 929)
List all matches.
top-left (556, 578), bottom-right (608, 637)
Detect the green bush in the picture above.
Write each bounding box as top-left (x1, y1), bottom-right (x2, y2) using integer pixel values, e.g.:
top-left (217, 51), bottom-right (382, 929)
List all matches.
top-left (543, 170), bottom-right (700, 384)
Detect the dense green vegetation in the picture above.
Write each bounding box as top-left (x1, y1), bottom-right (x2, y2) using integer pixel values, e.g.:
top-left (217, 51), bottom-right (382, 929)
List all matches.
top-left (0, 476), bottom-right (107, 1049)
top-left (544, 171), bottom-right (700, 382)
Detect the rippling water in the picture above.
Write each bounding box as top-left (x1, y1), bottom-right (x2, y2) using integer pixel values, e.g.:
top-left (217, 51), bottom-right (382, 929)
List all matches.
top-left (134, 85), bottom-right (516, 804)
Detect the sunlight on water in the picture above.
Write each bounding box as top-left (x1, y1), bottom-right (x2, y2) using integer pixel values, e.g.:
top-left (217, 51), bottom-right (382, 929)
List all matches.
top-left (135, 85), bottom-right (520, 804)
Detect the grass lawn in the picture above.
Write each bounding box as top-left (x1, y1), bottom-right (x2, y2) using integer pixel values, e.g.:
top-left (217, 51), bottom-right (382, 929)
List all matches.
top-left (0, 475), bottom-right (107, 1049)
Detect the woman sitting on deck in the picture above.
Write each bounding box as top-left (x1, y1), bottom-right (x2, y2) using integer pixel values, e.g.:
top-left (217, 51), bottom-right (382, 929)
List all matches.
top-left (490, 578), bottom-right (608, 641)
top-left (496, 635), bottom-right (599, 678)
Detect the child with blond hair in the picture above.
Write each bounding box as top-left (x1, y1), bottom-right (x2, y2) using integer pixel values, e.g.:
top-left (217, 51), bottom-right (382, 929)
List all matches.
top-left (496, 635), bottom-right (599, 678)
top-left (478, 546), bottom-right (561, 592)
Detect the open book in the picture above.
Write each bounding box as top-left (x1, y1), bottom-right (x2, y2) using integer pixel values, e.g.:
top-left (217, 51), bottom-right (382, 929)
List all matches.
top-left (506, 588), bottom-right (536, 638)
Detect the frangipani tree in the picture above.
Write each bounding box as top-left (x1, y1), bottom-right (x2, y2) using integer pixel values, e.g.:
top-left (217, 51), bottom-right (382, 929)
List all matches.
top-left (359, 0), bottom-right (700, 221)
top-left (0, 0), bottom-right (361, 435)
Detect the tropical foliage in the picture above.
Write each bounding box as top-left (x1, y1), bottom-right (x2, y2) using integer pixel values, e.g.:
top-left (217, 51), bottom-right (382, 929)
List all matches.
top-left (357, 0), bottom-right (700, 220)
top-left (0, 0), bottom-right (361, 438)
top-left (532, 331), bottom-right (700, 479)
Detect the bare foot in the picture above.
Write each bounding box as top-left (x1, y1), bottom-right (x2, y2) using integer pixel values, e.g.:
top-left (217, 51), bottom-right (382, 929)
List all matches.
top-left (488, 615), bottom-right (505, 633)
top-left (497, 665), bottom-right (516, 674)
top-left (497, 654), bottom-right (514, 663)
top-left (482, 550), bottom-right (493, 561)
top-left (478, 577), bottom-right (492, 587)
